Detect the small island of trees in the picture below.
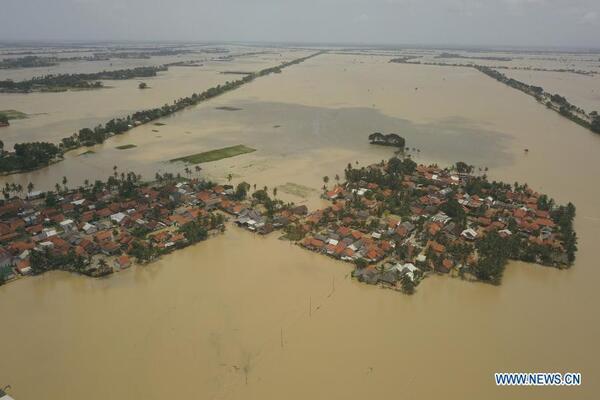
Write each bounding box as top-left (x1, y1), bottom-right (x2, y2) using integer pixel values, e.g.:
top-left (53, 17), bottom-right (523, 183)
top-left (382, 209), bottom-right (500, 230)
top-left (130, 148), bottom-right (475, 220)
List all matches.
top-left (368, 132), bottom-right (406, 148)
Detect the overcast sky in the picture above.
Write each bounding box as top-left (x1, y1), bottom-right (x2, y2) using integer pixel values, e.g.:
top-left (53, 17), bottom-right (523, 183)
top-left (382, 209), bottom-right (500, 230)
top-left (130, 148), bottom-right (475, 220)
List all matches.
top-left (1, 0), bottom-right (599, 48)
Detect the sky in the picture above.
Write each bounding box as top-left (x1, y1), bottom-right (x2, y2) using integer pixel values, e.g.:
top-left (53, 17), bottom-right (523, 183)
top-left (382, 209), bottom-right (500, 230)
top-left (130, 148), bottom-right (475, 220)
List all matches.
top-left (1, 0), bottom-right (599, 48)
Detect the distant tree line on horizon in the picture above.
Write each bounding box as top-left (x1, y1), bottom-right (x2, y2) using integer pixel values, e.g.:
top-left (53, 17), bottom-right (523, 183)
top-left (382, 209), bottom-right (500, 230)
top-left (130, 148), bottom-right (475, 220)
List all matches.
top-left (0, 66), bottom-right (168, 93)
top-left (475, 66), bottom-right (600, 134)
top-left (389, 57), bottom-right (600, 135)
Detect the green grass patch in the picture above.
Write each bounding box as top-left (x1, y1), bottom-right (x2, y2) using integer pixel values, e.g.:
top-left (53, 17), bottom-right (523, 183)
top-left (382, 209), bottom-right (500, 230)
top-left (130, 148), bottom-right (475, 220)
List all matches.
top-left (79, 150), bottom-right (95, 156)
top-left (154, 122), bottom-right (166, 126)
top-left (115, 144), bottom-right (137, 150)
top-left (171, 145), bottom-right (256, 164)
top-left (215, 106), bottom-right (243, 111)
top-left (0, 109), bottom-right (28, 120)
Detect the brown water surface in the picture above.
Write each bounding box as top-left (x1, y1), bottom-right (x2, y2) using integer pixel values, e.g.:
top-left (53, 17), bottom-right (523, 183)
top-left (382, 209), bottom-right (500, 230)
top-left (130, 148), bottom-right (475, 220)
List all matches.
top-left (0, 52), bottom-right (599, 399)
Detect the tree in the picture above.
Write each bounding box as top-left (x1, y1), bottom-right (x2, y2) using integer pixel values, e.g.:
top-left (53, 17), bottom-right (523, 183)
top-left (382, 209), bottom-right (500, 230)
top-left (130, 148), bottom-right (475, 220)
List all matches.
top-left (180, 221), bottom-right (208, 243)
top-left (399, 274), bottom-right (415, 295)
top-left (138, 82), bottom-right (148, 89)
top-left (27, 182), bottom-right (34, 194)
top-left (368, 132), bottom-right (385, 144)
top-left (234, 181), bottom-right (251, 200)
top-left (323, 176), bottom-right (329, 186)
top-left (473, 231), bottom-right (509, 285)
top-left (455, 161), bottom-right (473, 174)
top-left (440, 197), bottom-right (466, 226)
top-left (227, 173), bottom-right (233, 183)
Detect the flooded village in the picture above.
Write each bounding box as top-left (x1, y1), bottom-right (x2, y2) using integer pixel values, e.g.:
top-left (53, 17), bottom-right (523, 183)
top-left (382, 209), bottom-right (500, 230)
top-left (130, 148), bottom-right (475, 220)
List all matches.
top-left (0, 41), bottom-right (599, 400)
top-left (1, 135), bottom-right (576, 297)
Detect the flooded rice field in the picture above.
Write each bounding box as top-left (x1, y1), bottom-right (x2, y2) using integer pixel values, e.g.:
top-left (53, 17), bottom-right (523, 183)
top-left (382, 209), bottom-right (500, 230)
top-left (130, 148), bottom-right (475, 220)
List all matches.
top-left (0, 49), bottom-right (599, 399)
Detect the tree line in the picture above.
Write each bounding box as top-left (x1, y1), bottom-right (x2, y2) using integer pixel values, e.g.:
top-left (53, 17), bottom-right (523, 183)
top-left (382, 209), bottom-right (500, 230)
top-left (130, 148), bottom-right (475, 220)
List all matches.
top-left (0, 66), bottom-right (168, 93)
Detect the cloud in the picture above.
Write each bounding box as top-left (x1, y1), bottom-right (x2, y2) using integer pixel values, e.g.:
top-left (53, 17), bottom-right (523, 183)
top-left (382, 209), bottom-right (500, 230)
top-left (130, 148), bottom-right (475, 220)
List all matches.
top-left (355, 13), bottom-right (370, 22)
top-left (579, 10), bottom-right (598, 24)
top-left (445, 0), bottom-right (482, 16)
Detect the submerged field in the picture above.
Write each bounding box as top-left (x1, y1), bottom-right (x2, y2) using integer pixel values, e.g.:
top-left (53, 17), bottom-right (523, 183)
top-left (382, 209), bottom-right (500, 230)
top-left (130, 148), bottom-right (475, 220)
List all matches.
top-left (170, 144), bottom-right (255, 164)
top-left (0, 48), bottom-right (599, 400)
top-left (0, 109), bottom-right (28, 119)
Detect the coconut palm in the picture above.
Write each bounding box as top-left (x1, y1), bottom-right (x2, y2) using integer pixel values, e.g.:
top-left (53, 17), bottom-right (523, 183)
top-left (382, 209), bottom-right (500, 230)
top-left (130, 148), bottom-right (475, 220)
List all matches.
top-left (98, 259), bottom-right (108, 270)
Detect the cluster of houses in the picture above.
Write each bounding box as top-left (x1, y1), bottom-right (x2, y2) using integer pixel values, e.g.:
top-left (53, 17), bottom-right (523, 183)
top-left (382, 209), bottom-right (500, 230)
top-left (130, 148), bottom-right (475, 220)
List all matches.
top-left (0, 178), bottom-right (229, 284)
top-left (289, 161), bottom-right (572, 292)
top-left (0, 158), bottom-right (574, 295)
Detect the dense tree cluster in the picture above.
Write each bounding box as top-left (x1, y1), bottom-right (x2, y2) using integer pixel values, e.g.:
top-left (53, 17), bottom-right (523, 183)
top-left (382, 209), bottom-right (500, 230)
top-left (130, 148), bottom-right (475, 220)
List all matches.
top-left (0, 66), bottom-right (167, 93)
top-left (0, 55), bottom-right (58, 69)
top-left (0, 142), bottom-right (61, 172)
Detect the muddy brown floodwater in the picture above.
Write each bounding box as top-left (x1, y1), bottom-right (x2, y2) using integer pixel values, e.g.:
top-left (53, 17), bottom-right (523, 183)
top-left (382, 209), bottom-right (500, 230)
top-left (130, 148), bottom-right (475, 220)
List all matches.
top-left (0, 52), bottom-right (599, 399)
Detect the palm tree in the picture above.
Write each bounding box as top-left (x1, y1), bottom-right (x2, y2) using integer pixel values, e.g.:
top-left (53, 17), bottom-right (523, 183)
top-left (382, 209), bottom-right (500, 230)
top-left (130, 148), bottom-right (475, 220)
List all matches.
top-left (195, 165), bottom-right (201, 177)
top-left (273, 187), bottom-right (278, 197)
top-left (335, 174), bottom-right (340, 182)
top-left (227, 173), bottom-right (233, 183)
top-left (16, 184), bottom-right (23, 196)
top-left (323, 176), bottom-right (329, 187)
top-left (83, 179), bottom-right (89, 188)
top-left (27, 182), bottom-right (34, 194)
top-left (62, 176), bottom-right (68, 186)
top-left (98, 259), bottom-right (108, 270)
top-left (55, 183), bottom-right (61, 193)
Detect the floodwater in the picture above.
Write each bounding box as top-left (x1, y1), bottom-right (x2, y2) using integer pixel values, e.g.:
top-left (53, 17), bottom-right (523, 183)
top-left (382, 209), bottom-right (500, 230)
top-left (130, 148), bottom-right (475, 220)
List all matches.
top-left (503, 69), bottom-right (600, 114)
top-left (1, 51), bottom-right (599, 399)
top-left (0, 47), bottom-right (312, 147)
